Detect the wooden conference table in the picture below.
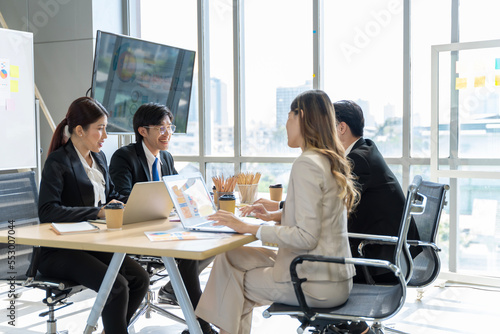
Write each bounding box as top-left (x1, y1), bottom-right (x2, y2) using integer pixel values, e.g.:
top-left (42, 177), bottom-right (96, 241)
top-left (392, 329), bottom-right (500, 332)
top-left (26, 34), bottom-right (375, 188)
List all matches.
top-left (0, 218), bottom-right (256, 334)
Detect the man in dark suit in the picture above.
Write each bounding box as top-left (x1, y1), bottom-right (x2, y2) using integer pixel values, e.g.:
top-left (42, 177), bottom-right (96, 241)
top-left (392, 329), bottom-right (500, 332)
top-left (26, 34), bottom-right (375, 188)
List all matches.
top-left (334, 100), bottom-right (420, 284)
top-left (109, 104), bottom-right (178, 196)
top-left (109, 103), bottom-right (216, 334)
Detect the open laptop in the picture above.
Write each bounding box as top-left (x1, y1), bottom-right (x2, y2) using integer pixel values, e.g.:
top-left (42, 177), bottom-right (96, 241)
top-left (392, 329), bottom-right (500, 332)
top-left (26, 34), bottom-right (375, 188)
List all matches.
top-left (163, 173), bottom-right (238, 233)
top-left (122, 181), bottom-right (174, 225)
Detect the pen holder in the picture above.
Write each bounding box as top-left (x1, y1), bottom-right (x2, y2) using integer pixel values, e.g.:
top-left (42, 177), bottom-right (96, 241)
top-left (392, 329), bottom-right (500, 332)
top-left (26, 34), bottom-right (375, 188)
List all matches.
top-left (237, 184), bottom-right (258, 204)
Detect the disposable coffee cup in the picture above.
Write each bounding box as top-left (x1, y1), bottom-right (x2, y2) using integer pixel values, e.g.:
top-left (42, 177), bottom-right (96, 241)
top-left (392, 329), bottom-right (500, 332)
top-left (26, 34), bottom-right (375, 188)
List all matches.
top-left (269, 184), bottom-right (283, 202)
top-left (104, 202), bottom-right (125, 230)
top-left (216, 191), bottom-right (233, 209)
top-left (218, 194), bottom-right (236, 214)
top-left (212, 187), bottom-right (219, 208)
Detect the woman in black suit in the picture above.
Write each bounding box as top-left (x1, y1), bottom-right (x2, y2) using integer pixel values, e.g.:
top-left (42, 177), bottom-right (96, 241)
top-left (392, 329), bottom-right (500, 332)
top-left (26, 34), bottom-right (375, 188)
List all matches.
top-left (38, 97), bottom-right (149, 334)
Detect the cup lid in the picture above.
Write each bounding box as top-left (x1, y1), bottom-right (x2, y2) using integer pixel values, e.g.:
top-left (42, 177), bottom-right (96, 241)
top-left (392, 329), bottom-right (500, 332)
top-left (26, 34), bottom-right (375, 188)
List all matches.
top-left (219, 194), bottom-right (236, 201)
top-left (269, 184), bottom-right (283, 188)
top-left (105, 202), bottom-right (124, 209)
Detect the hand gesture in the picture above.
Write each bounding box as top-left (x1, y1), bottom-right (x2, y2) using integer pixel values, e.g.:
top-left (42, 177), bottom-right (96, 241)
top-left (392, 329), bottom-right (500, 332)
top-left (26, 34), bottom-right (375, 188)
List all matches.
top-left (208, 210), bottom-right (259, 235)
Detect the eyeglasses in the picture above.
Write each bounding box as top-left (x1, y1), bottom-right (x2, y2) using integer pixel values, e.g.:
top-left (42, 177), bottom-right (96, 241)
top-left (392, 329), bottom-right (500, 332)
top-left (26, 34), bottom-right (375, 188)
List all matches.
top-left (143, 124), bottom-right (176, 135)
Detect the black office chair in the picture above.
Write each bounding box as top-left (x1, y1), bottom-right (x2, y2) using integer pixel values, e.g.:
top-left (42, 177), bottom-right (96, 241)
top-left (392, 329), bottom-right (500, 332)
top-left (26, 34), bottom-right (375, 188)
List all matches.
top-left (263, 176), bottom-right (428, 334)
top-left (128, 255), bottom-right (186, 327)
top-left (0, 171), bottom-right (85, 334)
top-left (355, 180), bottom-right (449, 287)
top-left (406, 181), bottom-right (449, 297)
top-left (351, 179), bottom-right (449, 333)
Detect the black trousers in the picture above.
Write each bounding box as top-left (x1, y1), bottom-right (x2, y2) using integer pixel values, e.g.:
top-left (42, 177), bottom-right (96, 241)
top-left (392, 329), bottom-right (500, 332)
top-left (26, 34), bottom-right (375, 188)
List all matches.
top-left (39, 248), bottom-right (149, 334)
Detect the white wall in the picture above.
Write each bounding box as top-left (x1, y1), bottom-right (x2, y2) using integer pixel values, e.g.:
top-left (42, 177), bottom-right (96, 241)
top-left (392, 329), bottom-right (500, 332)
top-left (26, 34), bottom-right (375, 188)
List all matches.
top-left (0, 0), bottom-right (126, 167)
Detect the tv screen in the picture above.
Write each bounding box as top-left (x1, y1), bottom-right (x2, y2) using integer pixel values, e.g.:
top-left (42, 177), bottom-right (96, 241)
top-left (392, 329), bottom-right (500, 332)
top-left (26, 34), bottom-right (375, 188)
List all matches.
top-left (91, 30), bottom-right (195, 133)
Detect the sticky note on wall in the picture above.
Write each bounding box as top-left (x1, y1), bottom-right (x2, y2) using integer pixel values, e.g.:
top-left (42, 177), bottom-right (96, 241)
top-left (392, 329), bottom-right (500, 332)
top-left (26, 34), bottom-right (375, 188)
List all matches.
top-left (455, 77), bottom-right (467, 90)
top-left (10, 65), bottom-right (19, 78)
top-left (496, 58), bottom-right (500, 70)
top-left (474, 76), bottom-right (486, 88)
top-left (496, 75), bottom-right (500, 86)
top-left (10, 80), bottom-right (18, 92)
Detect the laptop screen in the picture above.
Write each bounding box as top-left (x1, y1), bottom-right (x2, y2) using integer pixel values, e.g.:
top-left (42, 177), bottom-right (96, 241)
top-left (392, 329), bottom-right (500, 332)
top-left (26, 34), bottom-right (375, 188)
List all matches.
top-left (122, 181), bottom-right (173, 225)
top-left (163, 173), bottom-right (217, 227)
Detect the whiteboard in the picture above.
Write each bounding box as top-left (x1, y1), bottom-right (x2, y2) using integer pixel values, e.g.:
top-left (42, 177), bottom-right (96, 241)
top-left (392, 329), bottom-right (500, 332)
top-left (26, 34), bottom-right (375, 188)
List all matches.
top-left (0, 28), bottom-right (36, 170)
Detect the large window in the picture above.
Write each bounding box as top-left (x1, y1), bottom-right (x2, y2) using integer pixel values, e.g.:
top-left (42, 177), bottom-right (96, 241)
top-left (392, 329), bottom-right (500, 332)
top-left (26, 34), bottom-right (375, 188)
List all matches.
top-left (206, 0), bottom-right (234, 157)
top-left (241, 0), bottom-right (311, 158)
top-left (410, 0), bottom-right (450, 157)
top-left (138, 1), bottom-right (500, 283)
top-left (324, 0), bottom-right (403, 158)
top-left (140, 0), bottom-right (199, 156)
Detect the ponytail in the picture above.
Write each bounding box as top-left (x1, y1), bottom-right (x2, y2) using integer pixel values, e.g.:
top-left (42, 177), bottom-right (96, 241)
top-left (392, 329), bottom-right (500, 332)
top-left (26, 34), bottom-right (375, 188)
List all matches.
top-left (46, 97), bottom-right (109, 156)
top-left (48, 118), bottom-right (68, 155)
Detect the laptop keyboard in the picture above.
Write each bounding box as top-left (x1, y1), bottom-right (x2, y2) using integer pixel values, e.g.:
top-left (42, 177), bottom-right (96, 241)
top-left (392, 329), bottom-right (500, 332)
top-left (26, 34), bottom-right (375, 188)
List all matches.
top-left (196, 221), bottom-right (225, 229)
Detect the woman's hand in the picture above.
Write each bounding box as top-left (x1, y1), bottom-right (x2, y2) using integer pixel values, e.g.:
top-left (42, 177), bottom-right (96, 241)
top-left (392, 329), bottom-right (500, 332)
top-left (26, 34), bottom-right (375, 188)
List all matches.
top-left (97, 199), bottom-right (125, 218)
top-left (253, 198), bottom-right (280, 211)
top-left (208, 210), bottom-right (260, 235)
top-left (240, 203), bottom-right (281, 223)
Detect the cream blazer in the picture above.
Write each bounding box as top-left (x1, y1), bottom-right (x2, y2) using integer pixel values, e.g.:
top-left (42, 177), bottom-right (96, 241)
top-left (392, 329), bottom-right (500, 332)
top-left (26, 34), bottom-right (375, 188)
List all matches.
top-left (260, 149), bottom-right (355, 283)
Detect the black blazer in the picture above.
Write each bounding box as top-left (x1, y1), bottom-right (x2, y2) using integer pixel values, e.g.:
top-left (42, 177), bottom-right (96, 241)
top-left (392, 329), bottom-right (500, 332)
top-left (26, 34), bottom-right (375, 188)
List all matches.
top-left (38, 140), bottom-right (126, 224)
top-left (348, 138), bottom-right (420, 279)
top-left (109, 142), bottom-right (177, 199)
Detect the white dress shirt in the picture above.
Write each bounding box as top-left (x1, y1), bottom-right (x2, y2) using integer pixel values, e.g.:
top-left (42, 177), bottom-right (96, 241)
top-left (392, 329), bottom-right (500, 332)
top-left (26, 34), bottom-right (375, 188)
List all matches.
top-left (75, 149), bottom-right (106, 206)
top-left (142, 141), bottom-right (162, 180)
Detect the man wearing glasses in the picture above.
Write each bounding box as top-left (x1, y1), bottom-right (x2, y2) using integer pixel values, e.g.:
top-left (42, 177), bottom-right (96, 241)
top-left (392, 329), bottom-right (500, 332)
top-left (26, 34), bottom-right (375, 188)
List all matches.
top-left (109, 103), bottom-right (217, 334)
top-left (110, 102), bottom-right (177, 196)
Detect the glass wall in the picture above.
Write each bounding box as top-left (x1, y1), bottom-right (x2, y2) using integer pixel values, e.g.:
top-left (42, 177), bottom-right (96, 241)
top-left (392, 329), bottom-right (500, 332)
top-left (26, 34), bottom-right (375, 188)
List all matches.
top-left (206, 0), bottom-right (234, 157)
top-left (138, 0), bottom-right (500, 282)
top-left (410, 0), bottom-right (451, 157)
top-left (140, 0), bottom-right (199, 156)
top-left (324, 0), bottom-right (403, 158)
top-left (241, 0), bottom-right (311, 158)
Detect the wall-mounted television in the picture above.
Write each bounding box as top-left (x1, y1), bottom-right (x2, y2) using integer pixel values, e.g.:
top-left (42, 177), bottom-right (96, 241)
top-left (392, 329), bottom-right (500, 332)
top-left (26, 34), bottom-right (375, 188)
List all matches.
top-left (91, 30), bottom-right (196, 133)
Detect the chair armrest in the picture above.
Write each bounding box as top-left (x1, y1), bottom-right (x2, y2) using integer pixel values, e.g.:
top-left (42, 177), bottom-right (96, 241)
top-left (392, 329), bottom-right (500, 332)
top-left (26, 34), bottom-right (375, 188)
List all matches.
top-left (349, 233), bottom-right (415, 284)
top-left (289, 254), bottom-right (404, 320)
top-left (23, 278), bottom-right (64, 290)
top-left (348, 232), bottom-right (400, 256)
top-left (407, 240), bottom-right (440, 252)
top-left (348, 232), bottom-right (398, 244)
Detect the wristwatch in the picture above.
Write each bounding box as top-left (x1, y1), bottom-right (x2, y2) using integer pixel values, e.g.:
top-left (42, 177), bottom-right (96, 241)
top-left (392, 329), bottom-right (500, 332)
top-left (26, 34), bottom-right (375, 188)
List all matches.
top-left (279, 200), bottom-right (284, 210)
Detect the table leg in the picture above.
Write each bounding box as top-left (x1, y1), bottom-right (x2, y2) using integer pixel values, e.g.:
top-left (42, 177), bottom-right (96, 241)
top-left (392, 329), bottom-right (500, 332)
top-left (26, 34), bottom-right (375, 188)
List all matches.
top-left (83, 252), bottom-right (126, 334)
top-left (162, 256), bottom-right (202, 334)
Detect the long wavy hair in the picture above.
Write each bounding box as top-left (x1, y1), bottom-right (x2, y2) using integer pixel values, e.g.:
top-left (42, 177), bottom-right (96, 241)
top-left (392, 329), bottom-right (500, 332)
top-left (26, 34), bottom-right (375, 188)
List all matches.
top-left (48, 97), bottom-right (109, 155)
top-left (290, 90), bottom-right (359, 213)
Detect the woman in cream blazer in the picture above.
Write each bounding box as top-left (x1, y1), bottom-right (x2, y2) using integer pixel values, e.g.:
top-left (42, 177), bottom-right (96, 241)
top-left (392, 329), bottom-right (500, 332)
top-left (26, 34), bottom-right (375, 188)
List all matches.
top-left (195, 90), bottom-right (358, 334)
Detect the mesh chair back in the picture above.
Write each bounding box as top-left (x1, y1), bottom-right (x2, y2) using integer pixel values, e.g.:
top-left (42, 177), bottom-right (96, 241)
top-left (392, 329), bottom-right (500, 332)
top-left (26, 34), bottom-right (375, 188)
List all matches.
top-left (412, 181), bottom-right (447, 243)
top-left (0, 172), bottom-right (39, 280)
top-left (408, 180), bottom-right (448, 287)
top-left (391, 175), bottom-right (425, 281)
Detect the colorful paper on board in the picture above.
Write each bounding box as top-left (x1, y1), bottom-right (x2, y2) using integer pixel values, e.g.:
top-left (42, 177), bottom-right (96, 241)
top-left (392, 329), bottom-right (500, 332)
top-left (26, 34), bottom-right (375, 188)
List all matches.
top-left (474, 76), bottom-right (486, 88)
top-left (495, 75), bottom-right (500, 86)
top-left (6, 98), bottom-right (15, 111)
top-left (10, 80), bottom-right (18, 93)
top-left (496, 58), bottom-right (500, 70)
top-left (10, 65), bottom-right (19, 78)
top-left (455, 77), bottom-right (467, 90)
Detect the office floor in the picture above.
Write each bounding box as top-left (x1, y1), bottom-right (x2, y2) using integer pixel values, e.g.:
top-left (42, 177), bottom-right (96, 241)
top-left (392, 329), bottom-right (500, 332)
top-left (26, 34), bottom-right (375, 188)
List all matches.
top-left (1, 266), bottom-right (499, 334)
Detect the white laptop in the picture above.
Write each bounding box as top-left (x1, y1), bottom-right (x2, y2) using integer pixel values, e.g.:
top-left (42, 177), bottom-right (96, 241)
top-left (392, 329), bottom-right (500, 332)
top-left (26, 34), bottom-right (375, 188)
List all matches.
top-left (122, 181), bottom-right (174, 225)
top-left (163, 173), bottom-right (238, 233)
